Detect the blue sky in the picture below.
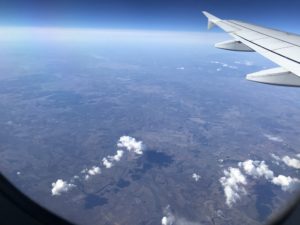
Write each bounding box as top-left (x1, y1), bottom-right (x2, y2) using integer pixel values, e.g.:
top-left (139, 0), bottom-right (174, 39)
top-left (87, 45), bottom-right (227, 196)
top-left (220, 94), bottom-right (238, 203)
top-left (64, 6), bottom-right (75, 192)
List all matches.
top-left (0, 0), bottom-right (299, 33)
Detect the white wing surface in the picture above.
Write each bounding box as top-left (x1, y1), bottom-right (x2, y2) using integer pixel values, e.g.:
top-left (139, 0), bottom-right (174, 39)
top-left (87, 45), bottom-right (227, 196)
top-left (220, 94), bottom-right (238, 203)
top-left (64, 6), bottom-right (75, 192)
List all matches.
top-left (203, 11), bottom-right (300, 86)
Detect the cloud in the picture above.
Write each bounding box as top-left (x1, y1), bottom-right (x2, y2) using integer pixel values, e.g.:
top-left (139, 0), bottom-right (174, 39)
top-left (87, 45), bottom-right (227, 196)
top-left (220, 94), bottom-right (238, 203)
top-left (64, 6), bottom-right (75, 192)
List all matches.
top-left (271, 153), bottom-right (281, 161)
top-left (282, 156), bottom-right (300, 169)
top-left (271, 153), bottom-right (300, 169)
top-left (176, 67), bottom-right (185, 70)
top-left (51, 136), bottom-right (144, 195)
top-left (221, 158), bottom-right (300, 206)
top-left (192, 173), bottom-right (201, 182)
top-left (80, 166), bottom-right (102, 180)
top-left (234, 60), bottom-right (254, 66)
top-left (102, 157), bottom-right (113, 169)
top-left (161, 205), bottom-right (201, 225)
top-left (219, 167), bottom-right (247, 207)
top-left (103, 136), bottom-right (142, 169)
top-left (264, 134), bottom-right (283, 143)
top-left (51, 179), bottom-right (75, 196)
top-left (108, 150), bottom-right (124, 162)
top-left (102, 150), bottom-right (125, 169)
top-left (211, 61), bottom-right (237, 69)
top-left (238, 160), bottom-right (274, 180)
top-left (272, 175), bottom-right (300, 191)
top-left (118, 136), bottom-right (144, 155)
top-left (88, 166), bottom-right (101, 175)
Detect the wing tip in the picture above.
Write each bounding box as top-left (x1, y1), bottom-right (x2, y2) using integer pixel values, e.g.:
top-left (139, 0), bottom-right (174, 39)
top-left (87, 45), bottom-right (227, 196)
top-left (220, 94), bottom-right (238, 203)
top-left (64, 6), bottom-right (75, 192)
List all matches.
top-left (202, 11), bottom-right (220, 30)
top-left (202, 11), bottom-right (220, 20)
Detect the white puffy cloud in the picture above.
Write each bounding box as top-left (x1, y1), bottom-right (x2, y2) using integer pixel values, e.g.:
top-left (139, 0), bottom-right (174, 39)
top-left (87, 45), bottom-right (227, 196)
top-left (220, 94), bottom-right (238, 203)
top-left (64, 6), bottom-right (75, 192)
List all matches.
top-left (51, 179), bottom-right (75, 196)
top-left (118, 136), bottom-right (144, 155)
top-left (270, 153), bottom-right (300, 169)
top-left (102, 157), bottom-right (113, 169)
top-left (192, 173), bottom-right (201, 182)
top-left (162, 211), bottom-right (175, 225)
top-left (108, 150), bottom-right (124, 162)
top-left (238, 160), bottom-right (274, 180)
top-left (282, 156), bottom-right (300, 169)
top-left (219, 167), bottom-right (247, 207)
top-left (264, 134), bottom-right (283, 143)
top-left (81, 166), bottom-right (102, 180)
top-left (272, 175), bottom-right (300, 191)
top-left (88, 166), bottom-right (101, 175)
top-left (221, 158), bottom-right (300, 206)
top-left (51, 136), bottom-right (144, 196)
top-left (161, 205), bottom-right (201, 225)
top-left (102, 150), bottom-right (125, 169)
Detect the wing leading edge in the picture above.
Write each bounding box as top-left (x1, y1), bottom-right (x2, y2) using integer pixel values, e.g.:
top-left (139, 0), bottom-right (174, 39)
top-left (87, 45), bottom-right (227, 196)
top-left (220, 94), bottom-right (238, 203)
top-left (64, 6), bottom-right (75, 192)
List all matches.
top-left (203, 11), bottom-right (300, 87)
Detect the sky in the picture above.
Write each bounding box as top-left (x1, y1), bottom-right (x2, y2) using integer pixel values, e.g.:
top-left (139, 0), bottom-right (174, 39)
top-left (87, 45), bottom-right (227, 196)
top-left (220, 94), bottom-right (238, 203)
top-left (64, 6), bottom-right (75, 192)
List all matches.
top-left (0, 0), bottom-right (299, 32)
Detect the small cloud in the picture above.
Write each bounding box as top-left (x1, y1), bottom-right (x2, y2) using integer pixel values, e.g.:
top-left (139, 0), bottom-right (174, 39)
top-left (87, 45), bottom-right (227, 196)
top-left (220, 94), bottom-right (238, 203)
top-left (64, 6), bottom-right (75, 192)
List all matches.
top-left (118, 136), bottom-right (144, 155)
top-left (161, 205), bottom-right (201, 225)
top-left (271, 153), bottom-right (281, 161)
top-left (88, 166), bottom-right (101, 175)
top-left (272, 175), bottom-right (300, 191)
top-left (244, 61), bottom-right (254, 66)
top-left (264, 134), bottom-right (283, 143)
top-left (282, 156), bottom-right (300, 169)
top-left (102, 150), bottom-right (125, 169)
top-left (271, 153), bottom-right (281, 165)
top-left (102, 157), bottom-right (113, 169)
top-left (234, 60), bottom-right (254, 66)
top-left (222, 63), bottom-right (237, 69)
top-left (81, 168), bottom-right (88, 174)
top-left (176, 67), bottom-right (185, 70)
top-left (51, 179), bottom-right (75, 196)
top-left (108, 150), bottom-right (124, 162)
top-left (211, 61), bottom-right (237, 69)
top-left (192, 173), bottom-right (201, 182)
top-left (16, 171), bottom-right (21, 175)
top-left (219, 167), bottom-right (247, 207)
top-left (80, 166), bottom-right (102, 180)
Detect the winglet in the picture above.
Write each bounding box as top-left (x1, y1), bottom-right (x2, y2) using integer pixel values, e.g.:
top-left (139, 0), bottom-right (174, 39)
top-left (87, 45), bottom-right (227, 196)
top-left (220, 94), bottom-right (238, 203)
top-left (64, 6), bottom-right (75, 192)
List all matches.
top-left (202, 11), bottom-right (220, 30)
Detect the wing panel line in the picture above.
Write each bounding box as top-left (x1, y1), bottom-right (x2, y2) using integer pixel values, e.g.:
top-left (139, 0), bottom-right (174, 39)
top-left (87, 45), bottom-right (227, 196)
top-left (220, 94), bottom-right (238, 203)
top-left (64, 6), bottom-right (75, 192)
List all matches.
top-left (234, 34), bottom-right (300, 64)
top-left (229, 21), bottom-right (300, 48)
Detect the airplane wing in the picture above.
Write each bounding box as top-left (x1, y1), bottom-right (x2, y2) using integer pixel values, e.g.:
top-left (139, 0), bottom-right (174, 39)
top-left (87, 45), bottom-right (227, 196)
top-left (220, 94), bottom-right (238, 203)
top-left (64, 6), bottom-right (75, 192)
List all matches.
top-left (203, 11), bottom-right (300, 87)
